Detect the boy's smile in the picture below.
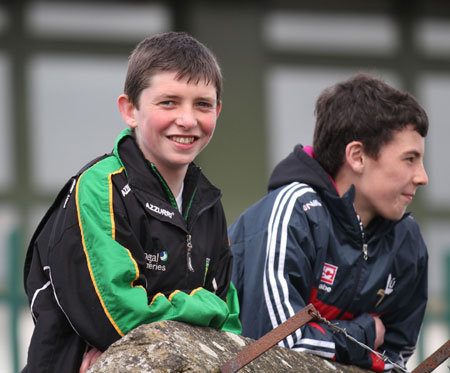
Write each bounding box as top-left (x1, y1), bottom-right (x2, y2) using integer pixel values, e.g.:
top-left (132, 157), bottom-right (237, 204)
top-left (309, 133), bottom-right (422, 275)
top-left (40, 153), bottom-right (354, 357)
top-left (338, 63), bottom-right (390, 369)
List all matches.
top-left (354, 124), bottom-right (428, 225)
top-left (119, 71), bottom-right (221, 182)
top-left (169, 136), bottom-right (196, 145)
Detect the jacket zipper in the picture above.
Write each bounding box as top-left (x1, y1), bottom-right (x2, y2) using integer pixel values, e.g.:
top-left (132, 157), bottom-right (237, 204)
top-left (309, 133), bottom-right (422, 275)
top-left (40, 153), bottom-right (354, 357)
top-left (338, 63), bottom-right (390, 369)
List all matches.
top-left (150, 163), bottom-right (220, 274)
top-left (336, 211), bottom-right (368, 319)
top-left (362, 243), bottom-right (368, 261)
top-left (355, 208), bottom-right (368, 261)
top-left (184, 196), bottom-right (221, 275)
top-left (186, 234), bottom-right (195, 272)
top-left (151, 163), bottom-right (195, 273)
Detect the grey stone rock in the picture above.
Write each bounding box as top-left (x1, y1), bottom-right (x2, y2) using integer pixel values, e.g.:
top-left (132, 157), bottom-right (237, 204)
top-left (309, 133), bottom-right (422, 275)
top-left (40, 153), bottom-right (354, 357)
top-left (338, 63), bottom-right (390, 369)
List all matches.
top-left (87, 320), bottom-right (372, 372)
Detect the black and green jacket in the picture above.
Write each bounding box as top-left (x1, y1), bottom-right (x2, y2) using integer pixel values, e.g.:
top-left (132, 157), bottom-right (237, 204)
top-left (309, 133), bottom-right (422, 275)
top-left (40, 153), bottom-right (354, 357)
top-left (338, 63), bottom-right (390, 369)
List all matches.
top-left (23, 128), bottom-right (241, 373)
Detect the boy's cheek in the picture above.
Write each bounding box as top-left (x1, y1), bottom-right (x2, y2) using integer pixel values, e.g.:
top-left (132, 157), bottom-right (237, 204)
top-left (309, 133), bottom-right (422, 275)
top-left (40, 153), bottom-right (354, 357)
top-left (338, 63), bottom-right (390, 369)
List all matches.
top-left (201, 118), bottom-right (217, 136)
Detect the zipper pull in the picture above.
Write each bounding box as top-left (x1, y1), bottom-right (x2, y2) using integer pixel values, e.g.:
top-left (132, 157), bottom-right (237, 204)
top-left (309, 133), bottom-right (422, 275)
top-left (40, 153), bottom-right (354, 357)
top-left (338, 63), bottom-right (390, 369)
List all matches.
top-left (186, 234), bottom-right (195, 272)
top-left (202, 258), bottom-right (210, 286)
top-left (362, 243), bottom-right (368, 261)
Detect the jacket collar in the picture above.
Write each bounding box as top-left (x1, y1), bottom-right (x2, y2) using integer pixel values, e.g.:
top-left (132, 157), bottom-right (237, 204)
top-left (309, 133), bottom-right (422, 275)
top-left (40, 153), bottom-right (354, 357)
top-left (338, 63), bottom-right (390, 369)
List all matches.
top-left (270, 144), bottom-right (403, 240)
top-left (321, 185), bottom-right (404, 242)
top-left (113, 129), bottom-right (221, 225)
top-left (268, 145), bottom-right (338, 195)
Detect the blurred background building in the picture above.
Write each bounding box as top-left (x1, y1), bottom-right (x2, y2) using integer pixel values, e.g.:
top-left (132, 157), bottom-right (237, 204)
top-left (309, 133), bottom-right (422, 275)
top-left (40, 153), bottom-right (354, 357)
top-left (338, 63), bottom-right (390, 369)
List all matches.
top-left (0, 0), bottom-right (449, 371)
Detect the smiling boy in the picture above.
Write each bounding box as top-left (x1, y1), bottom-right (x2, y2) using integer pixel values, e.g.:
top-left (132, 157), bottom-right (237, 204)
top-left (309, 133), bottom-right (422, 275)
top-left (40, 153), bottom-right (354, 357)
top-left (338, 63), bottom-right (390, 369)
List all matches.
top-left (23, 32), bottom-right (240, 373)
top-left (229, 73), bottom-right (429, 372)
top-left (119, 70), bottom-right (221, 197)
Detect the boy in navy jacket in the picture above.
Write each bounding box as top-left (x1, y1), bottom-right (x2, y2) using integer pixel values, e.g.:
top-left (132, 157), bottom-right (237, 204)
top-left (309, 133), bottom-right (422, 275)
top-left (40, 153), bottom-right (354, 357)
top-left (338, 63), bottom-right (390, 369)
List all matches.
top-left (229, 73), bottom-right (428, 372)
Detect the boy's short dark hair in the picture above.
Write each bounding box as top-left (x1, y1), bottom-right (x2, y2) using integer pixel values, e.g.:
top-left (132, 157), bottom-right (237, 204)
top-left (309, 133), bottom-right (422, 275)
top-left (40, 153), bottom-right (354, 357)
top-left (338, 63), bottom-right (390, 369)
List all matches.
top-left (124, 31), bottom-right (222, 108)
top-left (313, 73), bottom-right (429, 178)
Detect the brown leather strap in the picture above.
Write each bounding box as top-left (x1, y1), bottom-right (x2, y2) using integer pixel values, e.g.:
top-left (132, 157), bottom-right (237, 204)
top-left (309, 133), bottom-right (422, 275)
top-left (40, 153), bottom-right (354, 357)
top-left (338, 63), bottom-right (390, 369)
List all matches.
top-left (412, 339), bottom-right (450, 373)
top-left (220, 303), bottom-right (318, 373)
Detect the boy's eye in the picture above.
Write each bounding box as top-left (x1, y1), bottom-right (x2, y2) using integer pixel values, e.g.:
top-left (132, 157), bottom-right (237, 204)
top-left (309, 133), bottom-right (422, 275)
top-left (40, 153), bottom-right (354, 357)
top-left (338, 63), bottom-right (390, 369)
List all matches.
top-left (197, 101), bottom-right (214, 109)
top-left (160, 100), bottom-right (175, 106)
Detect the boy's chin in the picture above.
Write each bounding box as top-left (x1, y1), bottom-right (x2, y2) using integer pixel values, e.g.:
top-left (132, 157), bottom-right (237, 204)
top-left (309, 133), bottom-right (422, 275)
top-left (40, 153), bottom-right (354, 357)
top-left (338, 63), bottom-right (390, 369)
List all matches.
top-left (382, 210), bottom-right (407, 222)
top-left (166, 157), bottom-right (197, 170)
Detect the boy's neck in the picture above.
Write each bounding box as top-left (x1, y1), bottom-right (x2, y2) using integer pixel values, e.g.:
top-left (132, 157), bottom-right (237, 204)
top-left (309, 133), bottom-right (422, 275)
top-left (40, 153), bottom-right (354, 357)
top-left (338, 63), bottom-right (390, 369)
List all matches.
top-left (155, 164), bottom-right (187, 199)
top-left (334, 168), bottom-right (352, 200)
top-left (334, 169), bottom-right (373, 227)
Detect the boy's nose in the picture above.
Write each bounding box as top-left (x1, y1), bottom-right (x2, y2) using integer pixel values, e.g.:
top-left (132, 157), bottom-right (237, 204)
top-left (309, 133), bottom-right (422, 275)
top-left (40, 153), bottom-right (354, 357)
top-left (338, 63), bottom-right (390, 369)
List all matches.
top-left (175, 108), bottom-right (197, 128)
top-left (414, 162), bottom-right (428, 186)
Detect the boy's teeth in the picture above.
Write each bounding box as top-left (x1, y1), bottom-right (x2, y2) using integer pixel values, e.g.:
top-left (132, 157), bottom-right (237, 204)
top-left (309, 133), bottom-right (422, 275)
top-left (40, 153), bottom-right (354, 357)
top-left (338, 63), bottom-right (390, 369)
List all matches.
top-left (171, 136), bottom-right (194, 144)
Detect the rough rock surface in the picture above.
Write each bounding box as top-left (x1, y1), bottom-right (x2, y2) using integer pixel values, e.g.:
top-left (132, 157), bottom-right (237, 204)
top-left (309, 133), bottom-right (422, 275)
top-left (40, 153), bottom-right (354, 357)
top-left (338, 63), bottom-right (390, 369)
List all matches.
top-left (87, 320), bottom-right (372, 372)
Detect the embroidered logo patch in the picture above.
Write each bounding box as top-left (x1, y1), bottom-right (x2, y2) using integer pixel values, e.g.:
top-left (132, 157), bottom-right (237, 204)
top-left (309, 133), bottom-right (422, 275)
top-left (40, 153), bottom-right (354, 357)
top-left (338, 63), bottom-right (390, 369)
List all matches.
top-left (145, 252), bottom-right (167, 272)
top-left (303, 199), bottom-right (322, 211)
top-left (376, 273), bottom-right (396, 307)
top-left (146, 202), bottom-right (175, 219)
top-left (121, 184), bottom-right (131, 197)
top-left (321, 263), bottom-right (338, 285)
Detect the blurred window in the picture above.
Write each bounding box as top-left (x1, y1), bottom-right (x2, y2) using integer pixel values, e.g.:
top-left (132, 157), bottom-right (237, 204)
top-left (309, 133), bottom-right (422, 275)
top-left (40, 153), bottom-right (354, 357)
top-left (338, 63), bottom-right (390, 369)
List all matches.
top-left (265, 67), bottom-right (356, 168)
top-left (0, 54), bottom-right (12, 190)
top-left (29, 54), bottom-right (128, 191)
top-left (26, 2), bottom-right (170, 40)
top-left (419, 73), bottom-right (450, 207)
top-left (417, 18), bottom-right (450, 56)
top-left (264, 12), bottom-right (398, 53)
top-left (423, 221), bottom-right (450, 297)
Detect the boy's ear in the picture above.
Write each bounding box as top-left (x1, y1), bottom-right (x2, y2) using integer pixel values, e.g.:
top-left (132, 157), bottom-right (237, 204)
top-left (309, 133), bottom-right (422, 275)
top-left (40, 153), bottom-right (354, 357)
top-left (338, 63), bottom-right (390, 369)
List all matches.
top-left (345, 141), bottom-right (365, 174)
top-left (118, 94), bottom-right (138, 128)
top-left (216, 100), bottom-right (222, 118)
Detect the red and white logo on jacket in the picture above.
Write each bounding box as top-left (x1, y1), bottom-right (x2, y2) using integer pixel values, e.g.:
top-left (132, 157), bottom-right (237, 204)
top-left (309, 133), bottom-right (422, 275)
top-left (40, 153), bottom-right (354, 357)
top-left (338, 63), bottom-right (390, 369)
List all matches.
top-left (321, 263), bottom-right (338, 285)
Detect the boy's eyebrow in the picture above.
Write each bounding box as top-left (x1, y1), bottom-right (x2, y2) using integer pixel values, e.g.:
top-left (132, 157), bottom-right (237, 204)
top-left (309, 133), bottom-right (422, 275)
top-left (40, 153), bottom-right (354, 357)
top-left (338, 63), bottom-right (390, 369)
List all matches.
top-left (155, 94), bottom-right (180, 100)
top-left (403, 150), bottom-right (422, 158)
top-left (155, 93), bottom-right (216, 101)
top-left (196, 96), bottom-right (217, 102)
